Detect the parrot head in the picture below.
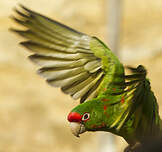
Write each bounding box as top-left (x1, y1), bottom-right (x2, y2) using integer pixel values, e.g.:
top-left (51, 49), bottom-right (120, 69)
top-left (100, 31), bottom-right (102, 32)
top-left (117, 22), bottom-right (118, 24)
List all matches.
top-left (67, 99), bottom-right (108, 137)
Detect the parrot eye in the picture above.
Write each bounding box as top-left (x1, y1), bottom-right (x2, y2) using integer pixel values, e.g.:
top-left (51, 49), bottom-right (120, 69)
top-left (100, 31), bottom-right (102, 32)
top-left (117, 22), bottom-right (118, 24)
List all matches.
top-left (82, 113), bottom-right (90, 121)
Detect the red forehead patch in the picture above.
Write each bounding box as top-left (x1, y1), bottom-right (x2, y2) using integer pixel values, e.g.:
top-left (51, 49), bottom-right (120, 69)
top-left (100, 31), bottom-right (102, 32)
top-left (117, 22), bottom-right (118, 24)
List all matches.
top-left (67, 112), bottom-right (82, 122)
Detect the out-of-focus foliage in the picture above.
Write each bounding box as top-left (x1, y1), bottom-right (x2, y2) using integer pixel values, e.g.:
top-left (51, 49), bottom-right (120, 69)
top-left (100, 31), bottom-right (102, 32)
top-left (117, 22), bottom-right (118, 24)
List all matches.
top-left (0, 0), bottom-right (162, 152)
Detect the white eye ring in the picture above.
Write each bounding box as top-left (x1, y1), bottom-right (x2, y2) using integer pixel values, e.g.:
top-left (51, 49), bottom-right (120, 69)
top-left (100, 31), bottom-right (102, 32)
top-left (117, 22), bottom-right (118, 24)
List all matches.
top-left (82, 113), bottom-right (90, 121)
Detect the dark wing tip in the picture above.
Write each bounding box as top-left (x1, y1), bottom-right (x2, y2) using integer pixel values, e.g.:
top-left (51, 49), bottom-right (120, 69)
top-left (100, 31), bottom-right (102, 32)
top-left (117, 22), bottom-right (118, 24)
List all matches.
top-left (126, 65), bottom-right (147, 73)
top-left (20, 41), bottom-right (34, 50)
top-left (10, 15), bottom-right (26, 26)
top-left (8, 28), bottom-right (22, 37)
top-left (8, 27), bottom-right (15, 32)
top-left (18, 4), bottom-right (30, 12)
top-left (16, 3), bottom-right (32, 15)
top-left (9, 28), bottom-right (23, 34)
top-left (14, 7), bottom-right (29, 18)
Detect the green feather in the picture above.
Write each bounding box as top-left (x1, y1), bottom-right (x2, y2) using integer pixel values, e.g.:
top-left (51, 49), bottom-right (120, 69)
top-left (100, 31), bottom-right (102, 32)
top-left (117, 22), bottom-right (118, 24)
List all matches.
top-left (11, 5), bottom-right (161, 148)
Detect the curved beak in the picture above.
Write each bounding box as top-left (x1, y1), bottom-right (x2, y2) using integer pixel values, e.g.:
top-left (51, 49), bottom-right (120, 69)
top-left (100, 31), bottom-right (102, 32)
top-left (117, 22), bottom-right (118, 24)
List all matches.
top-left (69, 122), bottom-right (86, 137)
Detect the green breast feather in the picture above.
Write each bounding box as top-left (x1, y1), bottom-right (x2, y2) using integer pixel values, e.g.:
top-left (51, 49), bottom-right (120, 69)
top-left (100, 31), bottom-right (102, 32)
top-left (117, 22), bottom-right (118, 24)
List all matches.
top-left (11, 4), bottom-right (161, 148)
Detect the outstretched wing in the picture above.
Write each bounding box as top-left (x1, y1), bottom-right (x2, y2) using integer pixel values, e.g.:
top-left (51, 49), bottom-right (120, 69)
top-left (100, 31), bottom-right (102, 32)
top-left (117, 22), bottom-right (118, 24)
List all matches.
top-left (110, 65), bottom-right (160, 134)
top-left (125, 66), bottom-right (160, 135)
top-left (11, 5), bottom-right (125, 103)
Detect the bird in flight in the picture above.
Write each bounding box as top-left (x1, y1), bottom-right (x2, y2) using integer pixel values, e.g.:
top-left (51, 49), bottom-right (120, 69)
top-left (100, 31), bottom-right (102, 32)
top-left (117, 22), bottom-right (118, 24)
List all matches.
top-left (10, 5), bottom-right (161, 151)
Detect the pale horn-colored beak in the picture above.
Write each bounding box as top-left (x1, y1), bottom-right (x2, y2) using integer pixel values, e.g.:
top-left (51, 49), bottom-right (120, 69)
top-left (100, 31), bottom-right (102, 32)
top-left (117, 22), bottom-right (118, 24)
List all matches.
top-left (69, 122), bottom-right (86, 137)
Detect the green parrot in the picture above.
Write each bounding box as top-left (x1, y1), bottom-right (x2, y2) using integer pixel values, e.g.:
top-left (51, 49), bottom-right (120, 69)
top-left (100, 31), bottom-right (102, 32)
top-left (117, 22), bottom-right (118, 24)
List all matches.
top-left (11, 5), bottom-right (161, 150)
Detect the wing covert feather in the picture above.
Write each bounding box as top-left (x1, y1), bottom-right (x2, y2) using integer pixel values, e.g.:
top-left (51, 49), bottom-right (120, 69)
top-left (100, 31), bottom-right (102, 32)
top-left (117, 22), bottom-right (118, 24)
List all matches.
top-left (11, 5), bottom-right (124, 103)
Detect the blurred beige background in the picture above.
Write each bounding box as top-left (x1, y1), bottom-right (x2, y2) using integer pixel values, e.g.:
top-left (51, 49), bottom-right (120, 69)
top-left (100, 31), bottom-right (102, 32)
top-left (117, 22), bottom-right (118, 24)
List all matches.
top-left (0, 0), bottom-right (162, 152)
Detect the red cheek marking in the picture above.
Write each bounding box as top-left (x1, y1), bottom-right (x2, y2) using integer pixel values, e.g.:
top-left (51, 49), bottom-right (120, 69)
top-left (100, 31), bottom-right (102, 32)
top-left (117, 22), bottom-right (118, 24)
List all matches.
top-left (67, 112), bottom-right (82, 122)
top-left (98, 122), bottom-right (106, 128)
top-left (91, 123), bottom-right (106, 129)
top-left (91, 124), bottom-right (97, 129)
top-left (104, 105), bottom-right (107, 111)
top-left (113, 88), bottom-right (116, 91)
top-left (104, 88), bottom-right (107, 91)
top-left (98, 125), bottom-right (102, 128)
top-left (121, 96), bottom-right (125, 104)
top-left (102, 98), bottom-right (109, 102)
top-left (104, 111), bottom-right (109, 118)
top-left (101, 122), bottom-right (106, 127)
